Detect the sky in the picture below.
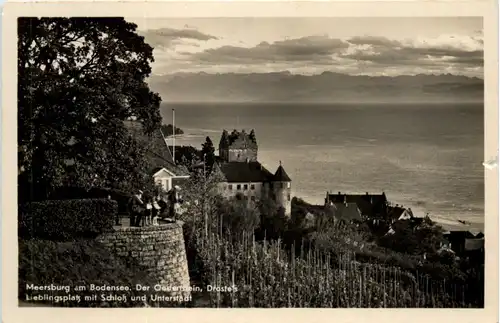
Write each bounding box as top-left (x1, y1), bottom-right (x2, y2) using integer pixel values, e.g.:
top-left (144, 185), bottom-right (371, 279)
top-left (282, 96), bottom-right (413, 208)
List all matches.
top-left (129, 17), bottom-right (484, 78)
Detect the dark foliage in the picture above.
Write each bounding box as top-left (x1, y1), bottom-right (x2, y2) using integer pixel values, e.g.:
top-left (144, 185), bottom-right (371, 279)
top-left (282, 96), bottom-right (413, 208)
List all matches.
top-left (18, 239), bottom-right (162, 307)
top-left (48, 186), bottom-right (133, 214)
top-left (18, 199), bottom-right (117, 240)
top-left (161, 124), bottom-right (184, 136)
top-left (201, 136), bottom-right (216, 174)
top-left (18, 17), bottom-right (161, 201)
top-left (170, 145), bottom-right (202, 167)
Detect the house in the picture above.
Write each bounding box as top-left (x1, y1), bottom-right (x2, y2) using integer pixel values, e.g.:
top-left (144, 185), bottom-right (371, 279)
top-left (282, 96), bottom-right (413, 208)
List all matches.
top-left (324, 191), bottom-right (388, 218)
top-left (124, 120), bottom-right (190, 192)
top-left (444, 231), bottom-right (476, 255)
top-left (213, 129), bottom-right (292, 216)
top-left (385, 205), bottom-right (415, 223)
top-left (464, 237), bottom-right (484, 252)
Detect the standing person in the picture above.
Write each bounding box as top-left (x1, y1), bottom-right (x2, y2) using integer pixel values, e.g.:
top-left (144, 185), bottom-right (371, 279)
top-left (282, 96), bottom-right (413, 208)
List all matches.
top-left (167, 185), bottom-right (183, 220)
top-left (152, 196), bottom-right (161, 226)
top-left (128, 190), bottom-right (145, 227)
top-left (157, 195), bottom-right (168, 218)
top-left (143, 196), bottom-right (153, 226)
top-left (109, 194), bottom-right (121, 226)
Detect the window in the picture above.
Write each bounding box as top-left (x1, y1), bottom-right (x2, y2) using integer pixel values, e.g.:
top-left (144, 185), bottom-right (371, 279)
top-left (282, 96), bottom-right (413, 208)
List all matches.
top-left (244, 184), bottom-right (248, 190)
top-left (287, 182), bottom-right (291, 189)
top-left (281, 183), bottom-right (285, 189)
top-left (287, 193), bottom-right (291, 201)
top-left (237, 184), bottom-right (241, 190)
top-left (228, 184), bottom-right (233, 190)
top-left (250, 184), bottom-right (255, 190)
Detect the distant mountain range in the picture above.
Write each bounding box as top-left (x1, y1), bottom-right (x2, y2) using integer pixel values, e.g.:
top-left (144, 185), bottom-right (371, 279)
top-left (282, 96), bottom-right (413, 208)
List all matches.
top-left (148, 71), bottom-right (484, 103)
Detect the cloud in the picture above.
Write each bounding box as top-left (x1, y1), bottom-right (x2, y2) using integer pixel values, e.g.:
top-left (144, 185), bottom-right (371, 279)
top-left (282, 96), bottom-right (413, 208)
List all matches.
top-left (147, 31), bottom-right (483, 78)
top-left (341, 34), bottom-right (483, 66)
top-left (191, 35), bottom-right (349, 64)
top-left (139, 27), bottom-right (218, 49)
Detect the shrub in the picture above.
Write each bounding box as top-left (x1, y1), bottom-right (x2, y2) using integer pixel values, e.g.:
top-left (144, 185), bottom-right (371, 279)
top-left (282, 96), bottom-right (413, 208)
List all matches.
top-left (19, 199), bottom-right (117, 240)
top-left (48, 186), bottom-right (132, 215)
top-left (18, 239), bottom-right (164, 307)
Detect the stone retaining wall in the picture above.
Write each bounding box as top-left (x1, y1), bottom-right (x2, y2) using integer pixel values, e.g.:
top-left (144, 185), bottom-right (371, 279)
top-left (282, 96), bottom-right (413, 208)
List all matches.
top-left (96, 222), bottom-right (190, 298)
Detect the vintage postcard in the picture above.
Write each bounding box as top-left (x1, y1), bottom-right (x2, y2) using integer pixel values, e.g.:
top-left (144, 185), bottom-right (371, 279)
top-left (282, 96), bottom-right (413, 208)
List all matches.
top-left (2, 1), bottom-right (498, 323)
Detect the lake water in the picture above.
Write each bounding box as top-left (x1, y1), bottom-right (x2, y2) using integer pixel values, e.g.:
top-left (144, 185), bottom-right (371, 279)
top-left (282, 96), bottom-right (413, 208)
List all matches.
top-left (161, 102), bottom-right (484, 231)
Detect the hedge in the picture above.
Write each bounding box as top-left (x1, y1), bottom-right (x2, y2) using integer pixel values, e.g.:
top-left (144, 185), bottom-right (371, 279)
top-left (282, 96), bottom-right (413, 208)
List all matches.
top-left (18, 199), bottom-right (118, 240)
top-left (47, 187), bottom-right (132, 214)
top-left (18, 239), bottom-right (166, 307)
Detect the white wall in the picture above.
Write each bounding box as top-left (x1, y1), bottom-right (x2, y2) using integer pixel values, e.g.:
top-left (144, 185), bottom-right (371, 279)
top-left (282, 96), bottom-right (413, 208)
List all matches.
top-left (154, 173), bottom-right (173, 192)
top-left (218, 181), bottom-right (263, 201)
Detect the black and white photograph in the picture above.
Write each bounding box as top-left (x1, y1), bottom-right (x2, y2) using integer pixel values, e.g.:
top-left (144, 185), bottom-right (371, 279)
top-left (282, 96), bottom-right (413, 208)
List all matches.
top-left (13, 10), bottom-right (492, 311)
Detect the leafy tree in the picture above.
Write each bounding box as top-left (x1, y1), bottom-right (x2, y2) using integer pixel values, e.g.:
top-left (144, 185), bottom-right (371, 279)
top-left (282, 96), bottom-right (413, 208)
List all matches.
top-left (18, 17), bottom-right (161, 201)
top-left (160, 124), bottom-right (184, 137)
top-left (256, 196), bottom-right (289, 240)
top-left (216, 195), bottom-right (261, 242)
top-left (201, 136), bottom-right (216, 174)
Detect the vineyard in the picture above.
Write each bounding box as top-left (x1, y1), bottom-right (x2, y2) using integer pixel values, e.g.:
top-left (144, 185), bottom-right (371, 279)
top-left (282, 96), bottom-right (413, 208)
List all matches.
top-left (184, 211), bottom-right (475, 308)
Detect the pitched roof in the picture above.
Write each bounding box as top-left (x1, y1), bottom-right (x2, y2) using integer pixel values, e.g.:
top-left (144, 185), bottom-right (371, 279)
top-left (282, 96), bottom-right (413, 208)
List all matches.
top-left (447, 231), bottom-right (476, 239)
top-left (218, 161), bottom-right (274, 183)
top-left (386, 206), bottom-right (411, 221)
top-left (273, 164), bottom-right (292, 182)
top-left (326, 192), bottom-right (387, 217)
top-left (331, 202), bottom-right (362, 222)
top-left (124, 120), bottom-right (188, 176)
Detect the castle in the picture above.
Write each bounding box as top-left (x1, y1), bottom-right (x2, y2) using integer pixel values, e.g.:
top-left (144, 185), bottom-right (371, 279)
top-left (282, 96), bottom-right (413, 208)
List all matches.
top-left (212, 129), bottom-right (292, 216)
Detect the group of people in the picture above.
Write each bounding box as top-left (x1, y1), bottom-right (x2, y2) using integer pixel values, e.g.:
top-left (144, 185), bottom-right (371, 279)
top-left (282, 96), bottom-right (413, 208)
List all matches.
top-left (127, 185), bottom-right (183, 227)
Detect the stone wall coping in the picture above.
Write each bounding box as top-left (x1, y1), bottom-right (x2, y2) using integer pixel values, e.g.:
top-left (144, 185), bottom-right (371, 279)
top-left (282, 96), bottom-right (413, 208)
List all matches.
top-left (111, 221), bottom-right (184, 233)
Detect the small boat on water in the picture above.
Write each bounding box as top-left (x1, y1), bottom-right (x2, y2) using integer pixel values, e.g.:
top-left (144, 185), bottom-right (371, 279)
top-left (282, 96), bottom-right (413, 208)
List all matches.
top-left (457, 219), bottom-right (472, 225)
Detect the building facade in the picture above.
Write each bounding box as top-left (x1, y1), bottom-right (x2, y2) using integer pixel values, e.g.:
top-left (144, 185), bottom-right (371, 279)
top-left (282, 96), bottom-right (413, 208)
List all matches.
top-left (215, 129), bottom-right (292, 216)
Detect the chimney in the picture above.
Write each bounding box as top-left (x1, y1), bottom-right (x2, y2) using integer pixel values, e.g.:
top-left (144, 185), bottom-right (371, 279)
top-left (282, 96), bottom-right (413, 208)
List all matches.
top-left (338, 191), bottom-right (341, 195)
top-left (246, 157), bottom-right (249, 163)
top-left (366, 192), bottom-right (368, 195)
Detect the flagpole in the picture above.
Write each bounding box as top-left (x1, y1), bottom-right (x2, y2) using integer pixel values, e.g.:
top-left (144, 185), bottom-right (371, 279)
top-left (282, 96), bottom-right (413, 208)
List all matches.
top-left (172, 108), bottom-right (176, 164)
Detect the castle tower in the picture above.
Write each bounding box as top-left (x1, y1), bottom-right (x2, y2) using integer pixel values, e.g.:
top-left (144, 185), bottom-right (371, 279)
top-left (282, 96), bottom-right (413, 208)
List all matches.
top-left (218, 129), bottom-right (258, 162)
top-left (272, 161), bottom-right (292, 217)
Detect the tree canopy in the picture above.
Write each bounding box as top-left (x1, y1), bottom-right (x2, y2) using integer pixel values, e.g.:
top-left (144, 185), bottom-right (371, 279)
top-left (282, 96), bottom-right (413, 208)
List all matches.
top-left (18, 17), bottom-right (162, 200)
top-left (201, 136), bottom-right (216, 174)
